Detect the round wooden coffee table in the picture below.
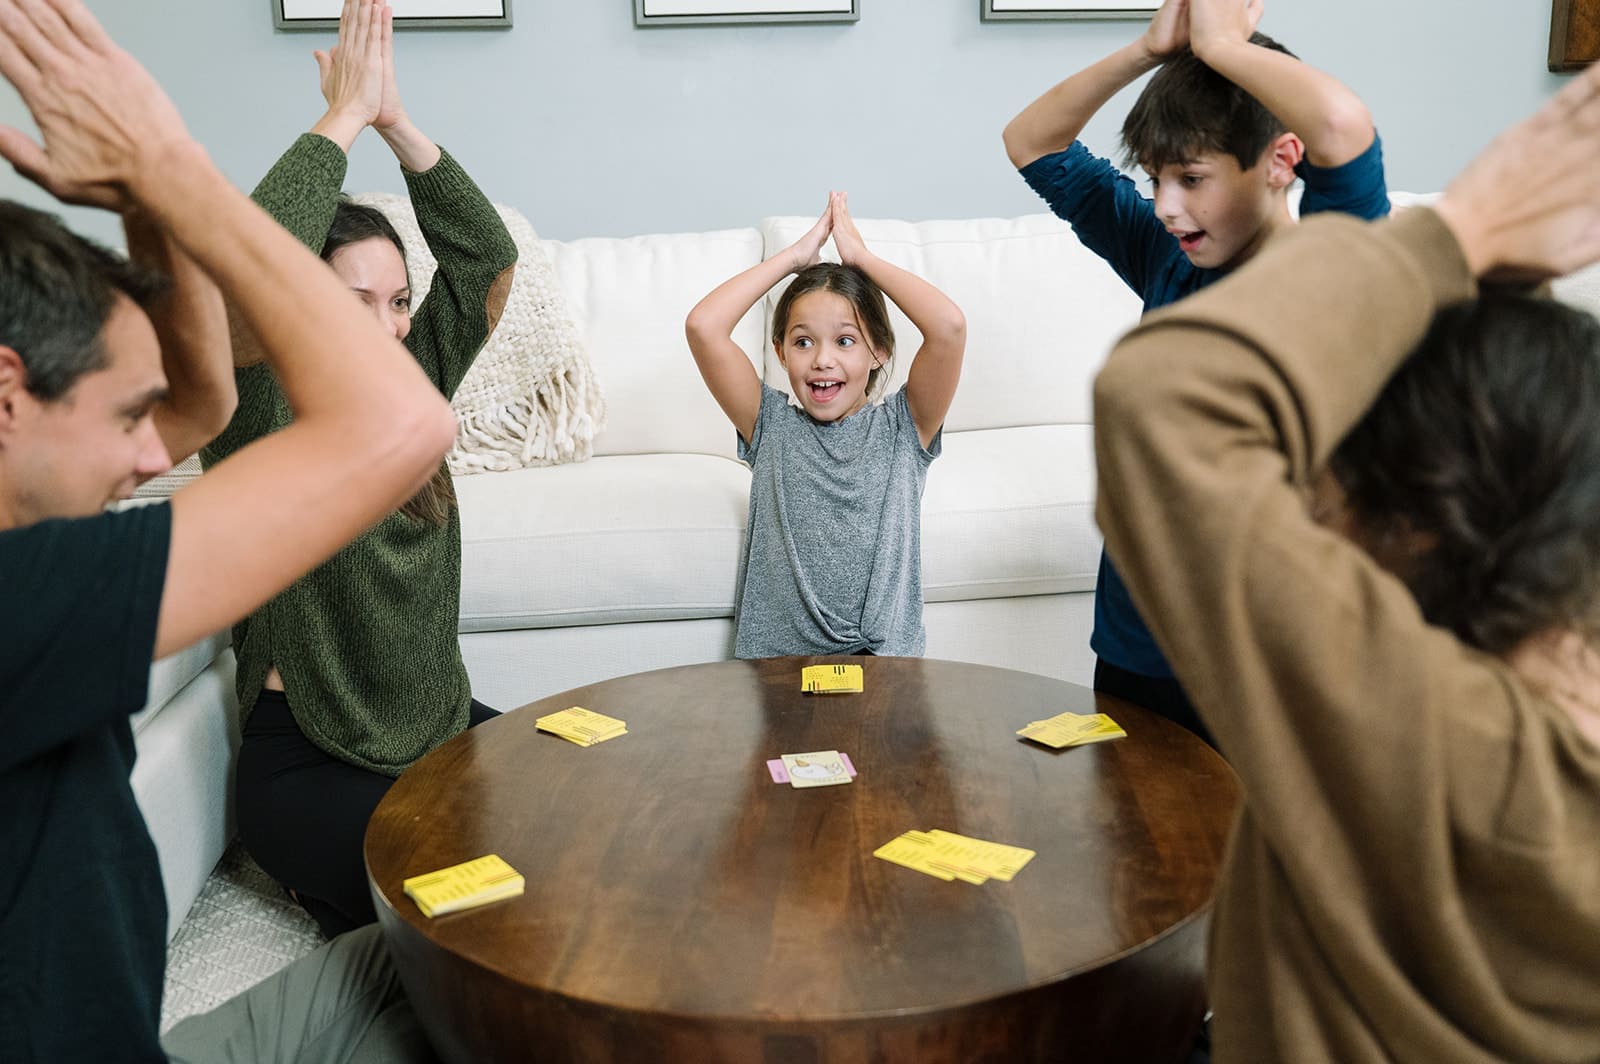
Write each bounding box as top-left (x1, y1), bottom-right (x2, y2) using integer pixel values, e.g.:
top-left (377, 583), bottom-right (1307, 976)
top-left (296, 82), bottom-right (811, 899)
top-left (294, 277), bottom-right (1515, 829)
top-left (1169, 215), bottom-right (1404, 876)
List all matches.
top-left (366, 656), bottom-right (1238, 1063)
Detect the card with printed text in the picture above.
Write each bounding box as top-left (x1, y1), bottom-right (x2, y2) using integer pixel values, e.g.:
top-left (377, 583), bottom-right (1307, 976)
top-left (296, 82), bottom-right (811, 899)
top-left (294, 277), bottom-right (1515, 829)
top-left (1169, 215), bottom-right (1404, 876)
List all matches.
top-left (535, 706), bottom-right (628, 747)
top-left (801, 664), bottom-right (864, 694)
top-left (778, 750), bottom-right (853, 788)
top-left (1016, 711), bottom-right (1125, 749)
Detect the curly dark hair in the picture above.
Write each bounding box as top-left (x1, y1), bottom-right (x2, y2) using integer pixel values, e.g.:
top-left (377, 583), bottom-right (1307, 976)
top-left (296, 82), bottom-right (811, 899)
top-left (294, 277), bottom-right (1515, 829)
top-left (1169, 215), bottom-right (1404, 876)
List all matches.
top-left (1120, 32), bottom-right (1296, 173)
top-left (1329, 293), bottom-right (1600, 655)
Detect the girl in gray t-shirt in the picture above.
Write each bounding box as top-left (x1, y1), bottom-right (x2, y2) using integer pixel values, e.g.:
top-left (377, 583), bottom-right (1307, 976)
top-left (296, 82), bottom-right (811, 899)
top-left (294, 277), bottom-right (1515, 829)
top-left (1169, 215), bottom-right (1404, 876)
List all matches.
top-left (685, 192), bottom-right (967, 657)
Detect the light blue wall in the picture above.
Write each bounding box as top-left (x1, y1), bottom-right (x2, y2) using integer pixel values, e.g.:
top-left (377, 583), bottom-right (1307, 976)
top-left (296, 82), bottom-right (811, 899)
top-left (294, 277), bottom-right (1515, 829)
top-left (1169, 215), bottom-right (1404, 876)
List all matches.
top-left (0, 0), bottom-right (1572, 247)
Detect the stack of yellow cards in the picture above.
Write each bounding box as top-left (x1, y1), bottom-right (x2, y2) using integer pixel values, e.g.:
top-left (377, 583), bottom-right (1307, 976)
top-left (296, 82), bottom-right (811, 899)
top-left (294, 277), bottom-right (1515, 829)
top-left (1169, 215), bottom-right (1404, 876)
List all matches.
top-left (403, 854), bottom-right (524, 918)
top-left (874, 829), bottom-right (1035, 884)
top-left (1016, 710), bottom-right (1125, 749)
top-left (801, 663), bottom-right (864, 694)
top-left (535, 705), bottom-right (627, 746)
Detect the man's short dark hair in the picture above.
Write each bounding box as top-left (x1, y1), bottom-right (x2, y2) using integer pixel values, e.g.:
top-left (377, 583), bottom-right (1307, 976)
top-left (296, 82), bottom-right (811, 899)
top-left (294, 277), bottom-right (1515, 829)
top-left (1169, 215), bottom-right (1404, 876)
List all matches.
top-left (1120, 32), bottom-right (1297, 173)
top-left (1330, 294), bottom-right (1600, 655)
top-left (0, 200), bottom-right (168, 401)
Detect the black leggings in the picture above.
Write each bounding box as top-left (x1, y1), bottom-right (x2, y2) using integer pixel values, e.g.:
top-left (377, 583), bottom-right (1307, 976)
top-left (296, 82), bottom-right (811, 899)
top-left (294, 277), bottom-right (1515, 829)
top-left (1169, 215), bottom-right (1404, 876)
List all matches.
top-left (1093, 658), bottom-right (1216, 752)
top-left (237, 689), bottom-right (499, 939)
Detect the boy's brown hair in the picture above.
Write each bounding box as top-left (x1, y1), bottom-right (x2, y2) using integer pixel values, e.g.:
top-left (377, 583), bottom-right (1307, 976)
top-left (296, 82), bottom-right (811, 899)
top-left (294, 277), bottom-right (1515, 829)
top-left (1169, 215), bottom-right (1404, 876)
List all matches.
top-left (1120, 32), bottom-right (1297, 173)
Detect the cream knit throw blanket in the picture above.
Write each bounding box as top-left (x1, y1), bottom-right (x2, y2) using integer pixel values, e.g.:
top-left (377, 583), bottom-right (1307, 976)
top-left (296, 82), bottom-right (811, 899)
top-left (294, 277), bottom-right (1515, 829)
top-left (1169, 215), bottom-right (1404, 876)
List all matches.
top-left (353, 193), bottom-right (604, 475)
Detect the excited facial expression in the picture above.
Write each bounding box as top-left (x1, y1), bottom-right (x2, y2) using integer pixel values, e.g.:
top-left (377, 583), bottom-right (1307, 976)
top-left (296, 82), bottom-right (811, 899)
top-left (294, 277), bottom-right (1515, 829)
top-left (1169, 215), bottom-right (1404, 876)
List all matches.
top-left (1147, 148), bottom-right (1286, 272)
top-left (777, 289), bottom-right (881, 422)
top-left (328, 237), bottom-right (412, 342)
top-left (1, 294), bottom-right (172, 524)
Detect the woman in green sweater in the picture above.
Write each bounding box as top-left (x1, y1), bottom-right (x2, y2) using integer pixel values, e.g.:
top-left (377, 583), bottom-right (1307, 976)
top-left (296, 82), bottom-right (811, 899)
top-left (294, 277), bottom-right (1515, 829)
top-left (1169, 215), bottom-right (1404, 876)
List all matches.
top-left (200, 0), bottom-right (517, 937)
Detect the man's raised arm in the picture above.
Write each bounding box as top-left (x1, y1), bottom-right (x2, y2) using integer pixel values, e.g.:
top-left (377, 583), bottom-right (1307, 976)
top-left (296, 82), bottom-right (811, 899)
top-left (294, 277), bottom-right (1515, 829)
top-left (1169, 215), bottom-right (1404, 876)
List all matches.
top-left (0, 0), bottom-right (456, 658)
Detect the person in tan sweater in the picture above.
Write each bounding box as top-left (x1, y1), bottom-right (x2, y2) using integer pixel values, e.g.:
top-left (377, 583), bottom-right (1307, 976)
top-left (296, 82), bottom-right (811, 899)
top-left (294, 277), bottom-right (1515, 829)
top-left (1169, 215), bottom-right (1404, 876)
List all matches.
top-left (1093, 61), bottom-right (1600, 1064)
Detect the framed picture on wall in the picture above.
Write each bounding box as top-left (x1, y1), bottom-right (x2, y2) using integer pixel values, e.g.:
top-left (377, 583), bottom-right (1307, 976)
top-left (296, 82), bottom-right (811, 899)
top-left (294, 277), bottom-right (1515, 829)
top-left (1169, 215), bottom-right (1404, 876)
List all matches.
top-left (1549, 0), bottom-right (1600, 71)
top-left (634, 0), bottom-right (858, 27)
top-left (274, 0), bottom-right (512, 30)
top-left (981, 0), bottom-right (1155, 20)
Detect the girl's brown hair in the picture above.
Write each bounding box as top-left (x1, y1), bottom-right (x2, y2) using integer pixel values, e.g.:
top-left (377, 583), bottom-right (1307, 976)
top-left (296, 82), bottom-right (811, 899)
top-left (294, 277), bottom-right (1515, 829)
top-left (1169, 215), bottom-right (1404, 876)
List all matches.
top-left (771, 262), bottom-right (896, 401)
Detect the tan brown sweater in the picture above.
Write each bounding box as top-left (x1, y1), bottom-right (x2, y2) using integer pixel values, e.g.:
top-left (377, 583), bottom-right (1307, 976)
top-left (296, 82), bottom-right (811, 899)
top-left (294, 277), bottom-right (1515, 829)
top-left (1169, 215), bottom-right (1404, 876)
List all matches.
top-left (1094, 207), bottom-right (1600, 1062)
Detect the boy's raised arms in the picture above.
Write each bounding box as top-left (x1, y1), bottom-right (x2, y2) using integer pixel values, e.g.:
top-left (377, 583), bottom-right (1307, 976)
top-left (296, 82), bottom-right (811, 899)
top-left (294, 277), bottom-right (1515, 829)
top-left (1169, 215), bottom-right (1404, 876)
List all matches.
top-left (1187, 0), bottom-right (1373, 168)
top-left (0, 0), bottom-right (457, 660)
top-left (1003, 0), bottom-right (1238, 169)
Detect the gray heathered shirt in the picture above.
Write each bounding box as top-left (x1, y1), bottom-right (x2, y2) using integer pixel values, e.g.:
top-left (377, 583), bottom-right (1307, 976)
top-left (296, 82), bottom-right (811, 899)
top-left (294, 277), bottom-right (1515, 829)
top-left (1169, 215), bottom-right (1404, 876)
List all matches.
top-left (734, 384), bottom-right (941, 658)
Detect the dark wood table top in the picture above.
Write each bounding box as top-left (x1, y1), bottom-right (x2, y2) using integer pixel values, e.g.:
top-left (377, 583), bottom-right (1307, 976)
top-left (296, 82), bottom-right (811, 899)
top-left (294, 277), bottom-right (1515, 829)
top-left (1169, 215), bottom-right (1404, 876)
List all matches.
top-left (367, 656), bottom-right (1240, 1063)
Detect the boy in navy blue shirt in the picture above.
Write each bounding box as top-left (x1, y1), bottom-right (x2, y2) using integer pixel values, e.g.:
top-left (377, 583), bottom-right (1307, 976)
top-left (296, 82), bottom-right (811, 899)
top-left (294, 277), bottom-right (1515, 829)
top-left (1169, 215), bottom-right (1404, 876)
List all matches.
top-left (1003, 0), bottom-right (1388, 746)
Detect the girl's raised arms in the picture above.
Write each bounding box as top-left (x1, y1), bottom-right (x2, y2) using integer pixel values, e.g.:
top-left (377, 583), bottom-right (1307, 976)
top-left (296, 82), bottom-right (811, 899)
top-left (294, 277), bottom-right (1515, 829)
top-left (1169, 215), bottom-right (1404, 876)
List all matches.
top-left (685, 198), bottom-right (832, 444)
top-left (830, 192), bottom-right (966, 450)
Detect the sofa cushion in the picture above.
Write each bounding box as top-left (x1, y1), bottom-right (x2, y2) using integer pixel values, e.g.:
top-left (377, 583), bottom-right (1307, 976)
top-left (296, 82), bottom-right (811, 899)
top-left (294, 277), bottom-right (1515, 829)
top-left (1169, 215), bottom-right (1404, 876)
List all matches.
top-left (759, 213), bottom-right (1141, 434)
top-left (457, 452), bottom-right (751, 631)
top-left (538, 228), bottom-right (765, 459)
top-left (923, 425), bottom-right (1099, 602)
top-left (456, 424), bottom-right (1098, 633)
top-left (133, 632), bottom-right (231, 738)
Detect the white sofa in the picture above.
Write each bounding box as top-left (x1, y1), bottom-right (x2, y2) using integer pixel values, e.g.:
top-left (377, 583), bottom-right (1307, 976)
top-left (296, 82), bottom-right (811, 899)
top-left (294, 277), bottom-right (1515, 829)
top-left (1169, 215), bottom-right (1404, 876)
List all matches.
top-left (134, 200), bottom-right (1600, 941)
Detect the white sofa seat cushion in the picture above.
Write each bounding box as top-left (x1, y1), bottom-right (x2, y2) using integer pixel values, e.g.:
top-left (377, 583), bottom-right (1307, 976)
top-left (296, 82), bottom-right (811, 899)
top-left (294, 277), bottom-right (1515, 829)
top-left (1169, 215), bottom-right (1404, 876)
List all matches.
top-left (457, 453), bottom-right (751, 631)
top-left (923, 425), bottom-right (1099, 602)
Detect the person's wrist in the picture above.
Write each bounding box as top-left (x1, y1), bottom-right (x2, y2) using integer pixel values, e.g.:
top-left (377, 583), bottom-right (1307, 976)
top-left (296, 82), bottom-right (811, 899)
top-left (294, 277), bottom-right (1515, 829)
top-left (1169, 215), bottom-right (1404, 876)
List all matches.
top-left (374, 109), bottom-right (411, 135)
top-left (1431, 197), bottom-right (1491, 279)
top-left (1190, 33), bottom-right (1245, 67)
top-left (126, 138), bottom-right (215, 219)
top-left (310, 107), bottom-right (367, 151)
top-left (1131, 37), bottom-right (1164, 68)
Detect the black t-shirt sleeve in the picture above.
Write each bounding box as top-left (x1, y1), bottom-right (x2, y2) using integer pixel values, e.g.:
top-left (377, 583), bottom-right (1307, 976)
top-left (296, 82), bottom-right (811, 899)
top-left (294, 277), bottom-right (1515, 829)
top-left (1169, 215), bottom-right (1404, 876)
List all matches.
top-left (0, 504), bottom-right (172, 773)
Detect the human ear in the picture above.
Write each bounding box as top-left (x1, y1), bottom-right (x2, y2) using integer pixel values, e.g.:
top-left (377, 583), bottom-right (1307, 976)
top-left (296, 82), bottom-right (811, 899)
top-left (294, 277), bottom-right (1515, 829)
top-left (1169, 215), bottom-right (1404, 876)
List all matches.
top-left (1264, 132), bottom-right (1305, 191)
top-left (0, 347), bottom-right (28, 438)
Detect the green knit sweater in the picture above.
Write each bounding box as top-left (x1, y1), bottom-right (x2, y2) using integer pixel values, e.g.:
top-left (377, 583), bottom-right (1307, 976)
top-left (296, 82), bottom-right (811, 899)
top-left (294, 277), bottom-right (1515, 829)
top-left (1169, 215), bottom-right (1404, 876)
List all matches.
top-left (201, 133), bottom-right (517, 776)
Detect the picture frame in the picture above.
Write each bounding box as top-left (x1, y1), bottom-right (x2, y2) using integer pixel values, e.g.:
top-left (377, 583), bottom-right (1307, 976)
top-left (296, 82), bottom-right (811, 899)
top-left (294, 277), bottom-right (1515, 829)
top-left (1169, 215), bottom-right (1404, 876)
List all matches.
top-left (634, 0), bottom-right (859, 27)
top-left (1549, 0), bottom-right (1600, 71)
top-left (273, 0), bottom-right (512, 31)
top-left (981, 0), bottom-right (1155, 21)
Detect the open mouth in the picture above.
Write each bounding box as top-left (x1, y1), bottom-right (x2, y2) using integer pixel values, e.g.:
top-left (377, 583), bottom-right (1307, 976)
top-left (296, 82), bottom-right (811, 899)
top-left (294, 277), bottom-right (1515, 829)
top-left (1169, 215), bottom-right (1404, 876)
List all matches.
top-left (1175, 230), bottom-right (1206, 254)
top-left (808, 380), bottom-right (844, 403)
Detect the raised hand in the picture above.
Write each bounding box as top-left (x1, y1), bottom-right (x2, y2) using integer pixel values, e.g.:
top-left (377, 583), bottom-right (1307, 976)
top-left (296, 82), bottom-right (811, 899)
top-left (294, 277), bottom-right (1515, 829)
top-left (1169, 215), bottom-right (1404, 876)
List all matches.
top-left (829, 191), bottom-right (870, 268)
top-left (373, 3), bottom-right (406, 132)
top-left (0, 0), bottom-right (192, 211)
top-left (310, 0), bottom-right (383, 149)
top-left (1141, 0), bottom-right (1190, 62)
top-left (1189, 0), bottom-right (1264, 55)
top-left (1435, 57), bottom-right (1600, 283)
top-left (787, 196), bottom-right (834, 272)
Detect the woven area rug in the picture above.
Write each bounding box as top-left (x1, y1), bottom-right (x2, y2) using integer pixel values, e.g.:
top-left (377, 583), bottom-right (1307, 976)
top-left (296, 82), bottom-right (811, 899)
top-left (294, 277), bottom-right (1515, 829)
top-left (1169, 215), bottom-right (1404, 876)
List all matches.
top-left (160, 843), bottom-right (324, 1033)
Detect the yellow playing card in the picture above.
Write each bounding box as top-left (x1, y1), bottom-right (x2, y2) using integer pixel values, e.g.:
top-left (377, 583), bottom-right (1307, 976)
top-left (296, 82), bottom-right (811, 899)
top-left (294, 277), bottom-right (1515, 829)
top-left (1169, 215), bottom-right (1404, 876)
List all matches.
top-left (873, 832), bottom-right (956, 881)
top-left (904, 830), bottom-right (990, 884)
top-left (403, 854), bottom-right (525, 918)
top-left (925, 830), bottom-right (1037, 882)
top-left (1016, 711), bottom-right (1125, 749)
top-left (536, 706), bottom-right (628, 746)
top-left (801, 663), bottom-right (864, 694)
top-left (874, 829), bottom-right (1036, 885)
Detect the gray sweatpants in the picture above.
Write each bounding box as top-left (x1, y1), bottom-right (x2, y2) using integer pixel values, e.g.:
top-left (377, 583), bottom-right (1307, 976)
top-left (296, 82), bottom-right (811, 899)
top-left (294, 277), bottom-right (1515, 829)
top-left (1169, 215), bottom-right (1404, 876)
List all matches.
top-left (161, 924), bottom-right (438, 1064)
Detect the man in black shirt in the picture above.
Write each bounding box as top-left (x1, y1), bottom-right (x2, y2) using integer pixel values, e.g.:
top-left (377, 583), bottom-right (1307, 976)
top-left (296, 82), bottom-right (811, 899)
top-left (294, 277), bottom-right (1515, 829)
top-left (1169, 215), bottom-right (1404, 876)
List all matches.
top-left (0, 0), bottom-right (459, 1060)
